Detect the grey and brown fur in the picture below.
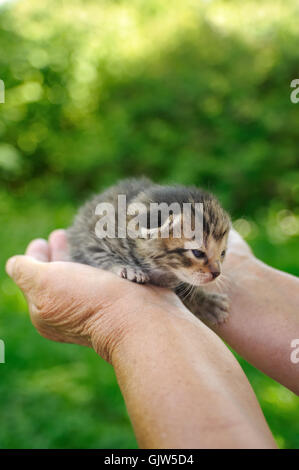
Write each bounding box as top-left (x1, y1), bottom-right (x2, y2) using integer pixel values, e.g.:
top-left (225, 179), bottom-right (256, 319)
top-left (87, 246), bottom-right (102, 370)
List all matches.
top-left (67, 178), bottom-right (231, 325)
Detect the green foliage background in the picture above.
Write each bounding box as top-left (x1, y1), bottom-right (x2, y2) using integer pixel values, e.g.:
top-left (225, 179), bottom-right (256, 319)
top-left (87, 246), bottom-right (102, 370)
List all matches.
top-left (0, 0), bottom-right (298, 448)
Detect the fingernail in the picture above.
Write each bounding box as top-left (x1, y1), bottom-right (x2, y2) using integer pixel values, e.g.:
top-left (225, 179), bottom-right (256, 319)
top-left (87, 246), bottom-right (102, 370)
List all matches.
top-left (6, 256), bottom-right (16, 277)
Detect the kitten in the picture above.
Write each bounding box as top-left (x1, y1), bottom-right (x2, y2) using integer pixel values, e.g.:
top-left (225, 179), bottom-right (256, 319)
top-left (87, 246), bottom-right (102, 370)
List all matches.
top-left (67, 178), bottom-right (231, 325)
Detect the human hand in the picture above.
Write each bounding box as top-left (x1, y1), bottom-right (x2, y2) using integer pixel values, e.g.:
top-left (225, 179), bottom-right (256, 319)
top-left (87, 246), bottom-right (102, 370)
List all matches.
top-left (205, 229), bottom-right (299, 396)
top-left (4, 227), bottom-right (257, 360)
top-left (5, 230), bottom-right (185, 363)
top-left (224, 227), bottom-right (254, 268)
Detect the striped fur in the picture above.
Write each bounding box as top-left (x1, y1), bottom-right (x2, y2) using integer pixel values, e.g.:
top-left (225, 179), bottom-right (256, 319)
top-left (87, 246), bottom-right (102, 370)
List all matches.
top-left (67, 178), bottom-right (231, 325)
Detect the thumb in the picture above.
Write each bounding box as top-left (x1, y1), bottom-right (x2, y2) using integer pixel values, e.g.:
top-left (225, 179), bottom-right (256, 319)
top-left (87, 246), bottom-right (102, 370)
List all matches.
top-left (6, 255), bottom-right (44, 290)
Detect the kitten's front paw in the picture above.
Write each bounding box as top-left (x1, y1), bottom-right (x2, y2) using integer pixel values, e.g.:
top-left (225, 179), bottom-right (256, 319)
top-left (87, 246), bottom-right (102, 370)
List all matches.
top-left (117, 266), bottom-right (149, 284)
top-left (198, 293), bottom-right (230, 326)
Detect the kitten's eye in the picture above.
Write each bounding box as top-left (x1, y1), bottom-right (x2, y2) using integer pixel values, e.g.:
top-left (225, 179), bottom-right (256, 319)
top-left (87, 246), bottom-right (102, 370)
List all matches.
top-left (221, 250), bottom-right (226, 257)
top-left (192, 249), bottom-right (205, 259)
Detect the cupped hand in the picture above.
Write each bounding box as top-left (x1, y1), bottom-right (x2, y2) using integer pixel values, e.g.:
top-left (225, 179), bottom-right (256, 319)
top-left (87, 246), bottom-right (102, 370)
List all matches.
top-left (5, 227), bottom-right (255, 361)
top-left (225, 228), bottom-right (253, 266)
top-left (5, 230), bottom-right (183, 362)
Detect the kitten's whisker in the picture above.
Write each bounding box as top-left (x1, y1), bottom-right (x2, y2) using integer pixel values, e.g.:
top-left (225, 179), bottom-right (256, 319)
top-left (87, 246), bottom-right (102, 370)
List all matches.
top-left (214, 277), bottom-right (224, 293)
top-left (179, 283), bottom-right (193, 302)
top-left (176, 282), bottom-right (190, 299)
top-left (184, 285), bottom-right (193, 301)
top-left (189, 285), bottom-right (196, 303)
top-left (215, 274), bottom-right (230, 293)
top-left (219, 273), bottom-right (231, 290)
top-left (186, 284), bottom-right (194, 301)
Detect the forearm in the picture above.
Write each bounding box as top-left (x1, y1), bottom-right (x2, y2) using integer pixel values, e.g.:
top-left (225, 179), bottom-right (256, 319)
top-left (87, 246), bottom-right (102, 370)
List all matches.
top-left (108, 303), bottom-right (276, 449)
top-left (6, 231), bottom-right (280, 448)
top-left (215, 258), bottom-right (299, 395)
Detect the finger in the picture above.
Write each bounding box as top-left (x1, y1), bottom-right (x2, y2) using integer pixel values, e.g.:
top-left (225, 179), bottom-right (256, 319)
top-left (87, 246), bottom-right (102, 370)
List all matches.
top-left (6, 255), bottom-right (44, 290)
top-left (26, 238), bottom-right (50, 262)
top-left (49, 229), bottom-right (69, 261)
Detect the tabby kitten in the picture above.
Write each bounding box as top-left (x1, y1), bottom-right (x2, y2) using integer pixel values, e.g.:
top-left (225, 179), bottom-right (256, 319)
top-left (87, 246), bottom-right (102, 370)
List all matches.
top-left (67, 178), bottom-right (231, 325)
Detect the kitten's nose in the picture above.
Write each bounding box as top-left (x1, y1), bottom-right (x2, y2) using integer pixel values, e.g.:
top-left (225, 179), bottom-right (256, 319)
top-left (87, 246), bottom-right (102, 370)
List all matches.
top-left (211, 271), bottom-right (220, 279)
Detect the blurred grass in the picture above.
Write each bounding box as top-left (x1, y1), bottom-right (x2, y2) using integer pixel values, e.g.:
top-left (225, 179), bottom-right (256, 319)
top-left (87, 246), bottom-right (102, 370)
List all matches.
top-left (0, 0), bottom-right (298, 449)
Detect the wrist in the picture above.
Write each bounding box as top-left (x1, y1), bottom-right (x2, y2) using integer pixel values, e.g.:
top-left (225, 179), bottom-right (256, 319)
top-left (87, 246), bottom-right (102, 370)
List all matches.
top-left (89, 286), bottom-right (190, 364)
top-left (223, 252), bottom-right (269, 304)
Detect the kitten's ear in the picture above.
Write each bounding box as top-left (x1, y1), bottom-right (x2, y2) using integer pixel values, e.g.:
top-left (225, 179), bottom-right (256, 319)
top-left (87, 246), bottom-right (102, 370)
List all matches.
top-left (159, 212), bottom-right (182, 238)
top-left (137, 205), bottom-right (168, 238)
top-left (127, 199), bottom-right (182, 238)
top-left (141, 211), bottom-right (182, 239)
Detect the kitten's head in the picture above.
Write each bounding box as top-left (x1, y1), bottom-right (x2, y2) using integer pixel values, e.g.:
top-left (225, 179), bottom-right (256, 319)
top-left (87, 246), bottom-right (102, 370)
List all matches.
top-left (131, 185), bottom-right (230, 287)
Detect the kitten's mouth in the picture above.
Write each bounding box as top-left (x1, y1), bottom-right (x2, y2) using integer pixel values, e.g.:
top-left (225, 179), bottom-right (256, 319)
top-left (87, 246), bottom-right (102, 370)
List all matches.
top-left (192, 271), bottom-right (222, 286)
top-left (176, 271), bottom-right (216, 286)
